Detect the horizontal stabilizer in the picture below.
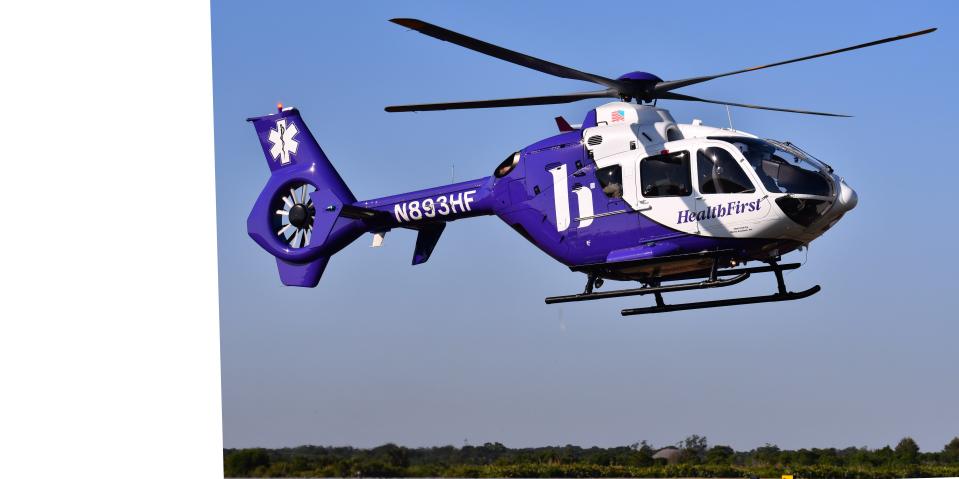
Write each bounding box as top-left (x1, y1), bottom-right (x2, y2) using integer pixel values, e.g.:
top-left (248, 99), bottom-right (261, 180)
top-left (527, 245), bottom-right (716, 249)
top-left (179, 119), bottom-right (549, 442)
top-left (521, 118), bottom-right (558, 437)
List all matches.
top-left (341, 204), bottom-right (392, 222)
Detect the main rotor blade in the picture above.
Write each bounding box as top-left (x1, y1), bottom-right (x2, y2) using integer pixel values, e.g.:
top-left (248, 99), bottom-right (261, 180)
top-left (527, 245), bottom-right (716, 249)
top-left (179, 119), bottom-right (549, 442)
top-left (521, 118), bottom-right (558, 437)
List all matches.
top-left (385, 90), bottom-right (616, 112)
top-left (390, 18), bottom-right (623, 90)
top-left (659, 92), bottom-right (851, 117)
top-left (655, 27), bottom-right (936, 92)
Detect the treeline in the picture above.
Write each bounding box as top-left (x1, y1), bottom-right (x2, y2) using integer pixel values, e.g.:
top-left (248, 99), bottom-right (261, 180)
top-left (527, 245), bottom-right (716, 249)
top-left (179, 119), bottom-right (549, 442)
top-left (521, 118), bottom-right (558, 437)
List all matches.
top-left (224, 435), bottom-right (959, 478)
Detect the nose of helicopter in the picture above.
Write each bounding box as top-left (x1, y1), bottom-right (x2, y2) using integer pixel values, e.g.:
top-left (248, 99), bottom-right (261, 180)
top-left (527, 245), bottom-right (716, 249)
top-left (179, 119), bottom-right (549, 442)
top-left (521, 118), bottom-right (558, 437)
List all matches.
top-left (836, 180), bottom-right (858, 213)
top-left (818, 179), bottom-right (857, 234)
top-left (804, 180), bottom-right (856, 239)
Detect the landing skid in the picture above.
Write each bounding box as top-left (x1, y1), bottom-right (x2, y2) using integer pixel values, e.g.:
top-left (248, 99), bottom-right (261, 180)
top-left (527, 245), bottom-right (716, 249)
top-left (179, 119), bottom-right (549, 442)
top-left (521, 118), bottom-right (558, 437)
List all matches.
top-left (620, 285), bottom-right (820, 316)
top-left (545, 260), bottom-right (820, 316)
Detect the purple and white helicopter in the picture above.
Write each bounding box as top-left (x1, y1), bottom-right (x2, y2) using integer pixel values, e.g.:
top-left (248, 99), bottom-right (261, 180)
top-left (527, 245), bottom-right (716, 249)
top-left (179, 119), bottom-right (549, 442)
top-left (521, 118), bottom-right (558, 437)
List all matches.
top-left (246, 19), bottom-right (934, 316)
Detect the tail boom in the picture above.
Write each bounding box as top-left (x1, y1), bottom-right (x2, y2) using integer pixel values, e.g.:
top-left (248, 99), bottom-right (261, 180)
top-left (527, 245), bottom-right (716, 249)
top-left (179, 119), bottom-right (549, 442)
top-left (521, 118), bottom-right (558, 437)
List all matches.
top-left (247, 106), bottom-right (495, 287)
top-left (355, 177), bottom-right (494, 229)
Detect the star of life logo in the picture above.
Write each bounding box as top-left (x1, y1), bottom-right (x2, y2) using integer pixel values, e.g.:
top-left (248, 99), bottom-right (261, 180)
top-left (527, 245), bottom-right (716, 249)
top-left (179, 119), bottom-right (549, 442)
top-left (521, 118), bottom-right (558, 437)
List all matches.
top-left (268, 119), bottom-right (299, 165)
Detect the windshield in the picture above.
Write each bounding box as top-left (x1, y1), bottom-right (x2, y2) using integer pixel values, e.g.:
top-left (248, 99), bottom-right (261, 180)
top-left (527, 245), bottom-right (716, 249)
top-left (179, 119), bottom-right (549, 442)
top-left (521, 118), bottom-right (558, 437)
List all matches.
top-left (710, 137), bottom-right (832, 196)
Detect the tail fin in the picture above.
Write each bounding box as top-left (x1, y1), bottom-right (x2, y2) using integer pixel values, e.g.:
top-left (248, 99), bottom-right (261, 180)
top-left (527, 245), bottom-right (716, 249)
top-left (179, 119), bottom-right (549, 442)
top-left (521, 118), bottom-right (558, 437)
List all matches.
top-left (248, 107), bottom-right (354, 201)
top-left (246, 107), bottom-right (364, 287)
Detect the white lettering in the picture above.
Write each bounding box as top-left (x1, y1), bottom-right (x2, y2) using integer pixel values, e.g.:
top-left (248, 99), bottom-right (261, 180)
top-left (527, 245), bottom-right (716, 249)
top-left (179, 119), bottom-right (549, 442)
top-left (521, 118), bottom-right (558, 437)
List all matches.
top-left (393, 189), bottom-right (482, 223)
top-left (549, 164), bottom-right (570, 232)
top-left (422, 198), bottom-right (436, 218)
top-left (463, 190), bottom-right (475, 211)
top-left (408, 200), bottom-right (422, 220)
top-left (573, 186), bottom-right (593, 228)
top-left (449, 192), bottom-right (464, 214)
top-left (394, 203), bottom-right (409, 223)
top-left (436, 196), bottom-right (450, 216)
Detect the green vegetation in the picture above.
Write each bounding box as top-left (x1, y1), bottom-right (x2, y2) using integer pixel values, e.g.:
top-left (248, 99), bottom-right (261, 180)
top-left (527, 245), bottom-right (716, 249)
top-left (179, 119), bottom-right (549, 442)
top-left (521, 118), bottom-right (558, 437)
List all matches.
top-left (224, 435), bottom-right (959, 478)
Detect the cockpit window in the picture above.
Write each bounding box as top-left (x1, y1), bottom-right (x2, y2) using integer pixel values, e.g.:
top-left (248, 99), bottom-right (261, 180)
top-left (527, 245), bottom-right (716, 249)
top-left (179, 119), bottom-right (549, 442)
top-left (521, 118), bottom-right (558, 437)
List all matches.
top-left (494, 152), bottom-right (520, 178)
top-left (710, 137), bottom-right (831, 197)
top-left (596, 165), bottom-right (623, 198)
top-left (697, 147), bottom-right (754, 194)
top-left (641, 151), bottom-right (691, 197)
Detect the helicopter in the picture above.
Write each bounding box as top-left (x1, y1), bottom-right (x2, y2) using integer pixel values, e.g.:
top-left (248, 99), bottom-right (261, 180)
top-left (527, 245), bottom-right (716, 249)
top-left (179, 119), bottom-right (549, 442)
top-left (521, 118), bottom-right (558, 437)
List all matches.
top-left (245, 19), bottom-right (935, 316)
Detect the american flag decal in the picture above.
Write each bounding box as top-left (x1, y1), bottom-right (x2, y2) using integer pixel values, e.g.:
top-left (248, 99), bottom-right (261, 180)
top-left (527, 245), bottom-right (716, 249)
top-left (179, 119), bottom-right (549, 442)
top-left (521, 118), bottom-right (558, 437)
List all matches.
top-left (611, 109), bottom-right (625, 122)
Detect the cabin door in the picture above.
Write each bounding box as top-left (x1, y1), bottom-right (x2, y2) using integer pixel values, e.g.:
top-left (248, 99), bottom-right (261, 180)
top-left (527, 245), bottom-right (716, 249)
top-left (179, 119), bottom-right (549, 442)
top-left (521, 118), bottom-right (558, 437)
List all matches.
top-left (635, 149), bottom-right (699, 237)
top-left (692, 144), bottom-right (770, 236)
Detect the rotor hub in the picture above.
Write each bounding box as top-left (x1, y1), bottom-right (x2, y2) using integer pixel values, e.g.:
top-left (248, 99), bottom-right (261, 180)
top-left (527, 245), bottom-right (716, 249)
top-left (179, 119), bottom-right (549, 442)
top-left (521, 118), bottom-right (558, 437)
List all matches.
top-left (289, 204), bottom-right (310, 228)
top-left (616, 71), bottom-right (663, 83)
top-left (616, 71), bottom-right (663, 102)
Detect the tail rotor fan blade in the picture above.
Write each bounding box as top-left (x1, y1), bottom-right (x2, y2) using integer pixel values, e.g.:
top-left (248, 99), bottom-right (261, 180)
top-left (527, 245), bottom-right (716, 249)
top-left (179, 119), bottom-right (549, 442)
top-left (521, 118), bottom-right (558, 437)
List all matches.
top-left (270, 181), bottom-right (317, 250)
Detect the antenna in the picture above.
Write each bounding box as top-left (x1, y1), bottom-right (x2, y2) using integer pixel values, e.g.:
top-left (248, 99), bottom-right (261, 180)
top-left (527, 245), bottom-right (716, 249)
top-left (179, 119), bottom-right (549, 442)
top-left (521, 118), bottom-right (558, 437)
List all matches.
top-left (725, 105), bottom-right (734, 130)
top-left (451, 160), bottom-right (455, 183)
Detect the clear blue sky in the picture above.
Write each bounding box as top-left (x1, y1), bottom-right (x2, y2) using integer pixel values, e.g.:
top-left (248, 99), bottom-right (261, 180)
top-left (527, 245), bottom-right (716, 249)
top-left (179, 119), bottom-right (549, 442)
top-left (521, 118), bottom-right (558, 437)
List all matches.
top-left (213, 0), bottom-right (959, 451)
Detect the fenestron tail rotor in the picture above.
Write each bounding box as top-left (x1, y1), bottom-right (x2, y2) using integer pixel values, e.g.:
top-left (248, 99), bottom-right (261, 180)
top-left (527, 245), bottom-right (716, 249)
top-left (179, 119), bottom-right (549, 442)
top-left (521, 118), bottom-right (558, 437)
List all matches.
top-left (386, 18), bottom-right (935, 116)
top-left (271, 182), bottom-right (316, 249)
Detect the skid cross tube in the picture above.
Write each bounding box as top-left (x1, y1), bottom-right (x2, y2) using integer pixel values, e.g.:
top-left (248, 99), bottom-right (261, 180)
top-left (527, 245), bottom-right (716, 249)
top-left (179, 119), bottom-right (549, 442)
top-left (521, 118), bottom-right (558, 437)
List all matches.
top-left (545, 272), bottom-right (750, 304)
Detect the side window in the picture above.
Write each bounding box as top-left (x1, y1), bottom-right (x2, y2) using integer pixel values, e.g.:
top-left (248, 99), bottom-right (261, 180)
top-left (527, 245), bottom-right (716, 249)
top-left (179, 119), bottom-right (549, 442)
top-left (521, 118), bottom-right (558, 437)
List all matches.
top-left (494, 152), bottom-right (520, 178)
top-left (697, 147), bottom-right (755, 194)
top-left (640, 151), bottom-right (691, 197)
top-left (666, 127), bottom-right (683, 142)
top-left (596, 165), bottom-right (623, 198)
